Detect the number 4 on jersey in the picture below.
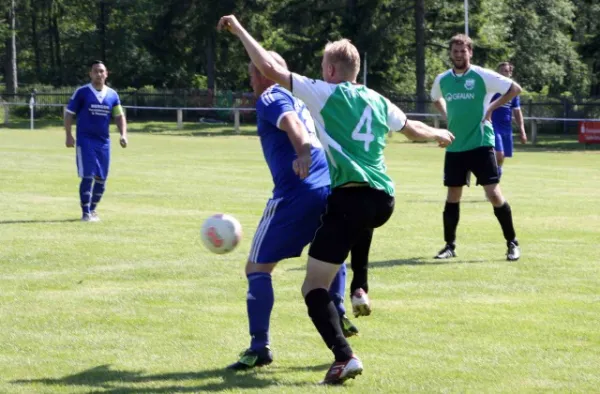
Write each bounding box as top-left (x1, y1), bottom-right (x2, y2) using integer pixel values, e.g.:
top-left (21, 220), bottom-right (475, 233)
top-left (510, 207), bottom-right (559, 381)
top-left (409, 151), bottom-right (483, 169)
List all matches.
top-left (352, 106), bottom-right (374, 151)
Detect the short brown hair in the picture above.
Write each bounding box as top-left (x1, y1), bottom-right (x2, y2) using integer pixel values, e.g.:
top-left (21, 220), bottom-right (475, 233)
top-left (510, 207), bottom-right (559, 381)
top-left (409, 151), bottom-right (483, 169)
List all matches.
top-left (449, 34), bottom-right (473, 51)
top-left (497, 61), bottom-right (514, 72)
top-left (324, 39), bottom-right (361, 80)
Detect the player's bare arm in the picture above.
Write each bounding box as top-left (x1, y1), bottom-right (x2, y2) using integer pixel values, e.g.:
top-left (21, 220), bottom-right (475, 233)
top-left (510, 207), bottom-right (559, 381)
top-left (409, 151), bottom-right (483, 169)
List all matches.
top-left (64, 111), bottom-right (75, 148)
top-left (217, 15), bottom-right (291, 90)
top-left (513, 107), bottom-right (528, 144)
top-left (278, 112), bottom-right (312, 180)
top-left (401, 119), bottom-right (455, 148)
top-left (485, 82), bottom-right (522, 120)
top-left (433, 99), bottom-right (448, 121)
top-left (115, 113), bottom-right (128, 148)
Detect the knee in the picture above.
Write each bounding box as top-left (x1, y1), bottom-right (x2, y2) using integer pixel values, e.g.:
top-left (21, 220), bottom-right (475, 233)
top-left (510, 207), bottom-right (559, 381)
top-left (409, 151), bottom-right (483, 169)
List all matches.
top-left (94, 176), bottom-right (105, 183)
top-left (245, 261), bottom-right (276, 276)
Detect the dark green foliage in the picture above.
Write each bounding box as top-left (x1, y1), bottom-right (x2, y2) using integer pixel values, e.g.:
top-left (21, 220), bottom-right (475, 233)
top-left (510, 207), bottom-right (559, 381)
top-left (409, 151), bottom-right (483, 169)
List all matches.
top-left (0, 0), bottom-right (599, 97)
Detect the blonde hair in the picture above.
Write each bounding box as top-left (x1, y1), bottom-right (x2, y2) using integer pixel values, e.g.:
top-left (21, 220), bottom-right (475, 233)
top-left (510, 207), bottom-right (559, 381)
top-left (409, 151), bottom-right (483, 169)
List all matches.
top-left (449, 34), bottom-right (473, 51)
top-left (324, 39), bottom-right (360, 80)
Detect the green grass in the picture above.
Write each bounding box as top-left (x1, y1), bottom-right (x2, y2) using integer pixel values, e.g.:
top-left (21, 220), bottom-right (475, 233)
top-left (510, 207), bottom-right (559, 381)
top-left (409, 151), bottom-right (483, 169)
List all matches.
top-left (1, 124), bottom-right (599, 393)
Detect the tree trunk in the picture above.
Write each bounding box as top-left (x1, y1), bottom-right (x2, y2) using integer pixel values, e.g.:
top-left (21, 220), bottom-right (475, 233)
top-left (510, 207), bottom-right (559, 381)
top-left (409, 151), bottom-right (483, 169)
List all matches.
top-left (52, 14), bottom-right (62, 84)
top-left (99, 0), bottom-right (107, 61)
top-left (205, 31), bottom-right (215, 90)
top-left (31, 0), bottom-right (41, 79)
top-left (5, 0), bottom-right (18, 95)
top-left (415, 0), bottom-right (426, 113)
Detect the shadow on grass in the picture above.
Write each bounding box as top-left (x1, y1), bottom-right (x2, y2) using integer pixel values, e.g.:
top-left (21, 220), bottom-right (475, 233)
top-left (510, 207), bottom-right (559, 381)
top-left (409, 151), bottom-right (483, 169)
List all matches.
top-left (370, 257), bottom-right (489, 268)
top-left (285, 256), bottom-right (488, 272)
top-left (11, 364), bottom-right (320, 392)
top-left (0, 218), bottom-right (80, 224)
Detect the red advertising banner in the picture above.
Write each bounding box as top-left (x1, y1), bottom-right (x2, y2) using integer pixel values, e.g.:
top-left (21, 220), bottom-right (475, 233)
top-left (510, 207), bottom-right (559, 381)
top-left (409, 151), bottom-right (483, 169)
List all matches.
top-left (579, 121), bottom-right (600, 144)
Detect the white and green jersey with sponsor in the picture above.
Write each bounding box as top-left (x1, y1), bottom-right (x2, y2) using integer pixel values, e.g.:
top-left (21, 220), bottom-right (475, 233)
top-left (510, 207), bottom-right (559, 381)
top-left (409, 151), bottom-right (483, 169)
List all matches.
top-left (431, 65), bottom-right (513, 152)
top-left (291, 74), bottom-right (407, 196)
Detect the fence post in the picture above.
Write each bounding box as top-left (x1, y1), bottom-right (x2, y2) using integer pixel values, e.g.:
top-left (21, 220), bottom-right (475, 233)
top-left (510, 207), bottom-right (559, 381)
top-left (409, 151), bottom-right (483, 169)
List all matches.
top-left (177, 109), bottom-right (183, 129)
top-left (3, 103), bottom-right (8, 125)
top-left (234, 109), bottom-right (240, 134)
top-left (530, 119), bottom-right (537, 145)
top-left (29, 92), bottom-right (36, 130)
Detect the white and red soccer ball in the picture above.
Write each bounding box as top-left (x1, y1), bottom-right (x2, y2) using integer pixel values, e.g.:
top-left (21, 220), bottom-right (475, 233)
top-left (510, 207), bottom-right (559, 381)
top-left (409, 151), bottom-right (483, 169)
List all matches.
top-left (200, 214), bottom-right (242, 254)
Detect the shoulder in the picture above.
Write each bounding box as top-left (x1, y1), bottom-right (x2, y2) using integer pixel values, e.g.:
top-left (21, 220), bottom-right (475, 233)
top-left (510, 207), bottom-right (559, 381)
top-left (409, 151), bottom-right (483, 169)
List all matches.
top-left (434, 69), bottom-right (453, 82)
top-left (470, 65), bottom-right (500, 80)
top-left (70, 84), bottom-right (90, 99)
top-left (259, 85), bottom-right (292, 108)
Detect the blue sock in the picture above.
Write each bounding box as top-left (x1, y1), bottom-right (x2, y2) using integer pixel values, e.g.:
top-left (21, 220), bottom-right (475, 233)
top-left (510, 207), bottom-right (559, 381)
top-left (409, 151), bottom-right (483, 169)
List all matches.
top-left (329, 263), bottom-right (347, 317)
top-left (79, 177), bottom-right (93, 215)
top-left (247, 272), bottom-right (274, 350)
top-left (90, 178), bottom-right (106, 212)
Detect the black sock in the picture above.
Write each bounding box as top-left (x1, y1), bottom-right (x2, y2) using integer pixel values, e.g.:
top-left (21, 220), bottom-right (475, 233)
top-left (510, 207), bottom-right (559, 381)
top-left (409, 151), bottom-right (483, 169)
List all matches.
top-left (350, 228), bottom-right (373, 294)
top-left (305, 288), bottom-right (353, 362)
top-left (494, 202), bottom-right (517, 243)
top-left (443, 202), bottom-right (459, 247)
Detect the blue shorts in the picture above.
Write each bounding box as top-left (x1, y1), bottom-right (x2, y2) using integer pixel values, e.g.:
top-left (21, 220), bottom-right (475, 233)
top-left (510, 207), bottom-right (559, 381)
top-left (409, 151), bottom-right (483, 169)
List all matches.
top-left (494, 129), bottom-right (514, 157)
top-left (76, 138), bottom-right (110, 179)
top-left (249, 186), bottom-right (330, 263)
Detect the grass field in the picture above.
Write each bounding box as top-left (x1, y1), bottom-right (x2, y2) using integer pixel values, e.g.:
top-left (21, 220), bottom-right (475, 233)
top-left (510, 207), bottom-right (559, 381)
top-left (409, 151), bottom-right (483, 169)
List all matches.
top-left (1, 123), bottom-right (599, 393)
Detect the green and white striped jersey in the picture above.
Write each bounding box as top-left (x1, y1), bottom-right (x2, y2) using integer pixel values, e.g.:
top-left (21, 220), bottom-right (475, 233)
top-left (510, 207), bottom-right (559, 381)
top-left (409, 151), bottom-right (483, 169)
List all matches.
top-left (291, 73), bottom-right (407, 196)
top-left (431, 65), bottom-right (513, 152)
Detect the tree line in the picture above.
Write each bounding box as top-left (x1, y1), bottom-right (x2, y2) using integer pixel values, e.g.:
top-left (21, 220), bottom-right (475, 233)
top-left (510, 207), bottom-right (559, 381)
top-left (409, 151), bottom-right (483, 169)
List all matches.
top-left (1, 0), bottom-right (599, 101)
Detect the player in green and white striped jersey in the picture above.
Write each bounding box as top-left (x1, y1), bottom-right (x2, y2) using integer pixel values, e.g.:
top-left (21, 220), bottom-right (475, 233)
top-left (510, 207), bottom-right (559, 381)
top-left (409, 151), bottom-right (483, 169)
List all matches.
top-left (430, 34), bottom-right (522, 262)
top-left (218, 14), bottom-right (454, 384)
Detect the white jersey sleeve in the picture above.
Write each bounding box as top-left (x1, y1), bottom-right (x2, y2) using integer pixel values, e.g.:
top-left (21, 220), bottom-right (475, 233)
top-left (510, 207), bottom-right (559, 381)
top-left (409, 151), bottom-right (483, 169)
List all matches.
top-left (430, 74), bottom-right (444, 101)
top-left (291, 73), bottom-right (337, 114)
top-left (475, 66), bottom-right (513, 95)
top-left (384, 98), bottom-right (407, 131)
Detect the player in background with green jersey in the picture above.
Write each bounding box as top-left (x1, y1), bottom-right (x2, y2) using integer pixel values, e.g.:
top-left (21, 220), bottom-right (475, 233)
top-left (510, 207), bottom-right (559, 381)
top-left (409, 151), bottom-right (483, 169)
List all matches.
top-left (430, 34), bottom-right (522, 262)
top-left (217, 15), bottom-right (454, 384)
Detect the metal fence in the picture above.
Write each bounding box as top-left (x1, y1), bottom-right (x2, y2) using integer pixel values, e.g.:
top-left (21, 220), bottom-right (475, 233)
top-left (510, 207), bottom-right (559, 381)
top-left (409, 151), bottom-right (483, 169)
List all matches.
top-left (2, 89), bottom-right (600, 135)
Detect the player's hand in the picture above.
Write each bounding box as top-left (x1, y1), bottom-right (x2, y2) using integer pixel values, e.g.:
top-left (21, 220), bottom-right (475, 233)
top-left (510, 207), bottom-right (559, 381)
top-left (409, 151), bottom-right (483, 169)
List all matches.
top-left (217, 15), bottom-right (243, 36)
top-left (120, 136), bottom-right (128, 148)
top-left (65, 134), bottom-right (75, 148)
top-left (435, 130), bottom-right (455, 148)
top-left (519, 131), bottom-right (528, 144)
top-left (293, 154), bottom-right (312, 180)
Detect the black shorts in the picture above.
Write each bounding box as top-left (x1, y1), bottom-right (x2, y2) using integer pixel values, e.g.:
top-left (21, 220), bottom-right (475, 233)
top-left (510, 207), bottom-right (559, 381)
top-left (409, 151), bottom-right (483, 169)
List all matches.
top-left (308, 187), bottom-right (395, 265)
top-left (444, 146), bottom-right (500, 187)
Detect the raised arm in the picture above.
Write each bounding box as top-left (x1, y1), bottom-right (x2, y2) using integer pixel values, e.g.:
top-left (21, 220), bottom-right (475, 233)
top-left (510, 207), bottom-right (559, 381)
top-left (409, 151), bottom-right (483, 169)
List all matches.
top-left (217, 15), bottom-right (291, 91)
top-left (401, 119), bottom-right (455, 148)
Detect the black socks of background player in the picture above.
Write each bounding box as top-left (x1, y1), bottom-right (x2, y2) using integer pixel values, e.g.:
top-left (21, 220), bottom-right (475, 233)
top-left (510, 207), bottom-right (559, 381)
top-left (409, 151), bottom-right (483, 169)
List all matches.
top-left (305, 288), bottom-right (353, 362)
top-left (443, 202), bottom-right (460, 247)
top-left (494, 202), bottom-right (517, 244)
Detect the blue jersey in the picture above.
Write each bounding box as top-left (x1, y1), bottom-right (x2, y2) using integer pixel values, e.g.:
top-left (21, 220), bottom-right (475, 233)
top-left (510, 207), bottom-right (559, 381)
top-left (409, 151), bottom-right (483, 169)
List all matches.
top-left (256, 85), bottom-right (330, 198)
top-left (66, 84), bottom-right (123, 141)
top-left (491, 93), bottom-right (520, 133)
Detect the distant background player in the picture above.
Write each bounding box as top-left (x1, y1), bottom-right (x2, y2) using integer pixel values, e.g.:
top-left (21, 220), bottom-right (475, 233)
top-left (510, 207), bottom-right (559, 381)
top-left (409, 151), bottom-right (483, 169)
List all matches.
top-left (227, 52), bottom-right (358, 371)
top-left (65, 60), bottom-right (127, 222)
top-left (491, 62), bottom-right (527, 178)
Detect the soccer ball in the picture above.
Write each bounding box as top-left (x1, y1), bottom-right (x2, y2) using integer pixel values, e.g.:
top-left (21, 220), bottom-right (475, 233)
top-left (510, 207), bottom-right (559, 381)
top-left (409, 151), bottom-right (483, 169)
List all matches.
top-left (200, 214), bottom-right (242, 254)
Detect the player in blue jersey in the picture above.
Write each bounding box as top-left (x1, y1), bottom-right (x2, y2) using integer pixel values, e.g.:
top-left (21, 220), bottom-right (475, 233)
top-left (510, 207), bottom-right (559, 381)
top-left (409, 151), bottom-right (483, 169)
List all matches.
top-left (491, 62), bottom-right (527, 178)
top-left (64, 60), bottom-right (128, 222)
top-left (227, 52), bottom-right (360, 371)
